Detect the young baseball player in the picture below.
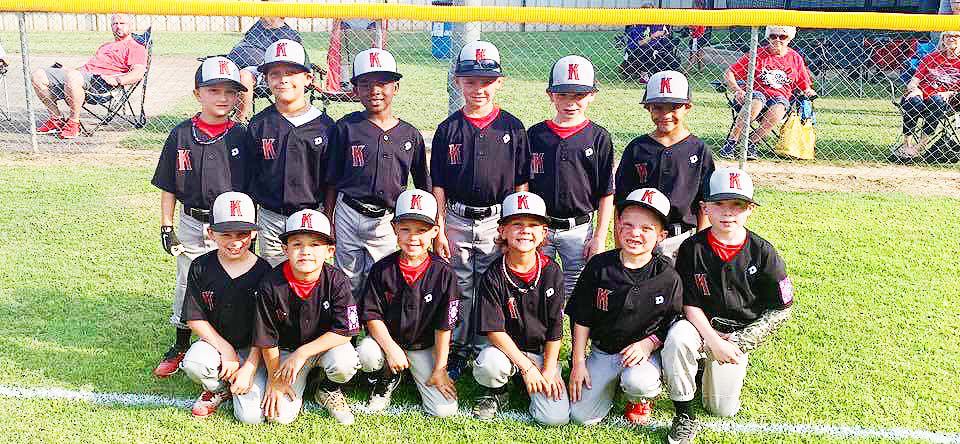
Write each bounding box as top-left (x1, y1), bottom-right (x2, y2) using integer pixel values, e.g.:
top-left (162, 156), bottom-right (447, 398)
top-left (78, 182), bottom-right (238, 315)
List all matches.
top-left (326, 48), bottom-right (430, 294)
top-left (614, 70), bottom-right (715, 260)
top-left (566, 188), bottom-right (682, 427)
top-left (247, 39), bottom-right (335, 266)
top-left (471, 191), bottom-right (568, 426)
top-left (251, 209), bottom-right (362, 425)
top-left (150, 56), bottom-right (251, 378)
top-left (430, 41), bottom-right (532, 377)
top-left (179, 192), bottom-right (272, 420)
top-left (355, 189), bottom-right (460, 417)
top-left (663, 167), bottom-right (794, 444)
top-left (528, 55), bottom-right (615, 298)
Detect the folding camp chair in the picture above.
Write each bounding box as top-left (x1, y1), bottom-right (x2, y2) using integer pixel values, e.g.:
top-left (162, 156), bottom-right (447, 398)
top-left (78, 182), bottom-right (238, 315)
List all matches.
top-left (711, 80), bottom-right (815, 158)
top-left (80, 27), bottom-right (152, 135)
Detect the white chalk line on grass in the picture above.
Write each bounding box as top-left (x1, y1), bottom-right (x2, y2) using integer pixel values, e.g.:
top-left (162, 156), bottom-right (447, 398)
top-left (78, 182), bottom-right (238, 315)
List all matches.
top-left (1, 384), bottom-right (958, 443)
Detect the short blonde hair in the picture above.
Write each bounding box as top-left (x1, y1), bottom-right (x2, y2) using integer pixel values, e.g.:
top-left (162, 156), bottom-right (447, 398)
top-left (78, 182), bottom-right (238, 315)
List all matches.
top-left (765, 25), bottom-right (796, 40)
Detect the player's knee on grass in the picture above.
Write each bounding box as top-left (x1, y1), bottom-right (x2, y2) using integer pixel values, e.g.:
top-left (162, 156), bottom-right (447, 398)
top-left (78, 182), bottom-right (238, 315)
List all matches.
top-left (322, 343), bottom-right (361, 384)
top-left (472, 346), bottom-right (513, 388)
top-left (233, 404), bottom-right (265, 425)
top-left (356, 336), bottom-right (385, 373)
top-left (531, 396), bottom-right (570, 427)
top-left (427, 400), bottom-right (459, 418)
top-left (704, 395), bottom-right (741, 418)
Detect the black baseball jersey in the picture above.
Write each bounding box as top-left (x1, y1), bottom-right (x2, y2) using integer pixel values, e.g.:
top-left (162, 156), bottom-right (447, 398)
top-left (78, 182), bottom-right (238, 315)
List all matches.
top-left (151, 118), bottom-right (251, 210)
top-left (247, 105), bottom-right (335, 214)
top-left (614, 134), bottom-right (715, 228)
top-left (566, 251), bottom-right (682, 354)
top-left (676, 229), bottom-right (794, 325)
top-left (527, 121), bottom-right (615, 219)
top-left (253, 263), bottom-right (360, 351)
top-left (181, 251), bottom-right (272, 349)
top-left (476, 254), bottom-right (565, 354)
top-left (326, 112), bottom-right (431, 208)
top-left (430, 109), bottom-right (532, 207)
top-left (359, 252), bottom-right (460, 350)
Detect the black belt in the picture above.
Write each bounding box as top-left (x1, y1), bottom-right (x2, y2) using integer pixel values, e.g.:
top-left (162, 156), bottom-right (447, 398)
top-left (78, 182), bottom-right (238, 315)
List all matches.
top-left (184, 206), bottom-right (211, 223)
top-left (450, 201), bottom-right (499, 220)
top-left (667, 223), bottom-right (695, 238)
top-left (343, 195), bottom-right (389, 218)
top-left (547, 214), bottom-right (591, 230)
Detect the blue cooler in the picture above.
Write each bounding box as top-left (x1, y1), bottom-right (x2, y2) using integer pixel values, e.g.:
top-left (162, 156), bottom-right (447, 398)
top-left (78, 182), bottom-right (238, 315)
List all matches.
top-left (431, 0), bottom-right (453, 59)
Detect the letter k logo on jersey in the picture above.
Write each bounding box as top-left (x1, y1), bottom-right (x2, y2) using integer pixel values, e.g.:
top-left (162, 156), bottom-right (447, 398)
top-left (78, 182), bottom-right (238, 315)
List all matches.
top-left (261, 138), bottom-right (277, 160)
top-left (177, 149), bottom-right (192, 172)
top-left (351, 145), bottom-right (366, 167)
top-left (531, 153), bottom-right (544, 174)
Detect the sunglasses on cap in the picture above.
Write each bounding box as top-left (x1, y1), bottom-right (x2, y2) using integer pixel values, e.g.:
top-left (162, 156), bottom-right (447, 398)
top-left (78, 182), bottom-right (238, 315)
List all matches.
top-left (767, 34), bottom-right (790, 41)
top-left (455, 59), bottom-right (501, 72)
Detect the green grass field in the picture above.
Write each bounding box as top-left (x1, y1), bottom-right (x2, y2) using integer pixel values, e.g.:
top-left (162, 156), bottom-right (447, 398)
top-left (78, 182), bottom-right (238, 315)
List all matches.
top-left (0, 163), bottom-right (957, 443)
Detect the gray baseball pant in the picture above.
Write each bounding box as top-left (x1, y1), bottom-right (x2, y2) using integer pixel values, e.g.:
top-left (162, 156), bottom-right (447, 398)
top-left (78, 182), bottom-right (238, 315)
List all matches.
top-left (356, 337), bottom-right (459, 417)
top-left (257, 207), bottom-right (289, 267)
top-left (171, 210), bottom-right (217, 329)
top-left (333, 194), bottom-right (398, 295)
top-left (472, 346), bottom-right (570, 426)
top-left (445, 208), bottom-right (501, 355)
top-left (541, 219), bottom-right (593, 299)
top-left (662, 319), bottom-right (749, 417)
top-left (569, 349), bottom-right (663, 425)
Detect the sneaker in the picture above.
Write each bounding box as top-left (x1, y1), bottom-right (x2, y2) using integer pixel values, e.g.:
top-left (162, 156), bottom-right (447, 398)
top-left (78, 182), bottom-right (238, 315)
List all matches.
top-left (36, 117), bottom-right (64, 134)
top-left (152, 346), bottom-right (186, 378)
top-left (624, 398), bottom-right (654, 426)
top-left (191, 390), bottom-right (231, 418)
top-left (367, 372), bottom-right (402, 412)
top-left (472, 389), bottom-right (508, 421)
top-left (667, 413), bottom-right (701, 444)
top-left (447, 355), bottom-right (467, 381)
top-left (718, 139), bottom-right (737, 158)
top-left (316, 387), bottom-right (355, 425)
top-left (746, 143), bottom-right (760, 161)
top-left (58, 119), bottom-right (81, 139)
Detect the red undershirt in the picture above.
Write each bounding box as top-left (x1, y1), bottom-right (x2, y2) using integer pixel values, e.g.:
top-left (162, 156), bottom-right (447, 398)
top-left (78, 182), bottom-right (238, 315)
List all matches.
top-left (545, 119), bottom-right (590, 139)
top-left (283, 262), bottom-right (319, 300)
top-left (707, 230), bottom-right (747, 263)
top-left (398, 255), bottom-right (432, 286)
top-left (191, 114), bottom-right (235, 138)
top-left (463, 106), bottom-right (500, 130)
top-left (508, 253), bottom-right (548, 284)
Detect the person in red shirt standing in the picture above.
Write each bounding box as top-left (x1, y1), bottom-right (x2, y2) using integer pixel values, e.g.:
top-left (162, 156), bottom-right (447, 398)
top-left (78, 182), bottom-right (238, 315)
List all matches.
top-left (30, 13), bottom-right (148, 139)
top-left (721, 25), bottom-right (816, 160)
top-left (891, 30), bottom-right (960, 162)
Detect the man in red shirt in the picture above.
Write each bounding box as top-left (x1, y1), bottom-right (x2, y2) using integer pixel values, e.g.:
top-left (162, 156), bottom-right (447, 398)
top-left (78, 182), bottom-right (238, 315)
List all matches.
top-left (30, 13), bottom-right (148, 139)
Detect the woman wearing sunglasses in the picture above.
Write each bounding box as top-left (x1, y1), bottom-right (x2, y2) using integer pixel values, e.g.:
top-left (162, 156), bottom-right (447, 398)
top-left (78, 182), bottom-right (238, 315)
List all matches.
top-left (720, 25), bottom-right (816, 160)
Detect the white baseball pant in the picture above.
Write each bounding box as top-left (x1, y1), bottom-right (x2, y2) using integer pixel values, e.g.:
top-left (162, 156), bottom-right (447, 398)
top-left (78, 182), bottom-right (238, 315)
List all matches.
top-left (472, 346), bottom-right (570, 426)
top-left (569, 349), bottom-right (663, 425)
top-left (333, 194), bottom-right (398, 295)
top-left (356, 337), bottom-right (459, 417)
top-left (179, 341), bottom-right (261, 422)
top-left (541, 220), bottom-right (593, 299)
top-left (171, 210), bottom-right (217, 329)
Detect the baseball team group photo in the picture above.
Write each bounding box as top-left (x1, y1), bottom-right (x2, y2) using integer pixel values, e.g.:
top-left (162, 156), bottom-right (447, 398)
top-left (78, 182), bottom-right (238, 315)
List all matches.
top-left (0, 2), bottom-right (958, 444)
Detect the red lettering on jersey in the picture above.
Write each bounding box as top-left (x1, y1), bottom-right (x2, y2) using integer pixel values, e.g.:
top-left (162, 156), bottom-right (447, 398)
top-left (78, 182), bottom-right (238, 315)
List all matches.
top-left (567, 63), bottom-right (580, 80)
top-left (531, 153), bottom-right (544, 174)
top-left (660, 77), bottom-right (672, 94)
top-left (729, 172), bottom-right (742, 190)
top-left (635, 163), bottom-right (648, 183)
top-left (300, 212), bottom-right (313, 229)
top-left (475, 48), bottom-right (486, 61)
top-left (517, 195), bottom-right (529, 209)
top-left (596, 288), bottom-right (610, 311)
top-left (694, 273), bottom-right (710, 296)
top-left (218, 60), bottom-right (230, 75)
top-left (201, 290), bottom-right (215, 310)
top-left (448, 144), bottom-right (462, 165)
top-left (229, 200), bottom-right (243, 217)
top-left (410, 194), bottom-right (423, 210)
top-left (275, 42), bottom-right (287, 57)
top-left (176, 149), bottom-right (192, 172)
top-left (640, 189), bottom-right (656, 204)
top-left (506, 296), bottom-right (519, 319)
top-left (261, 138), bottom-right (277, 160)
top-left (368, 51), bottom-right (381, 67)
top-left (351, 145), bottom-right (365, 167)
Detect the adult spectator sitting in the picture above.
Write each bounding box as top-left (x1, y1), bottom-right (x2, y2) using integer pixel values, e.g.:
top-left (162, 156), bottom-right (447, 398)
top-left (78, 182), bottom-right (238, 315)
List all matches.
top-left (618, 3), bottom-right (674, 83)
top-left (226, 15), bottom-right (303, 120)
top-left (720, 25), bottom-right (816, 159)
top-left (31, 13), bottom-right (147, 139)
top-left (891, 30), bottom-right (960, 162)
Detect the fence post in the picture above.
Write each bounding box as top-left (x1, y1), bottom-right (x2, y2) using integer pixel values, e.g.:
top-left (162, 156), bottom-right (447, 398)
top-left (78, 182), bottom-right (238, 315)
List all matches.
top-left (18, 13), bottom-right (37, 154)
top-left (739, 25), bottom-right (759, 169)
top-left (448, 0), bottom-right (482, 116)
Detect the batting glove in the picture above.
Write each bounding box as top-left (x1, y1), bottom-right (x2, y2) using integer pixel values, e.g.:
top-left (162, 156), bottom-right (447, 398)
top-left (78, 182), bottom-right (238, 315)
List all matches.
top-left (160, 225), bottom-right (183, 256)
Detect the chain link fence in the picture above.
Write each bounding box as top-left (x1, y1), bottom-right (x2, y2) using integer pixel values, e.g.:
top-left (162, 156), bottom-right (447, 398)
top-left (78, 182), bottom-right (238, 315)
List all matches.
top-left (0, 9), bottom-right (956, 166)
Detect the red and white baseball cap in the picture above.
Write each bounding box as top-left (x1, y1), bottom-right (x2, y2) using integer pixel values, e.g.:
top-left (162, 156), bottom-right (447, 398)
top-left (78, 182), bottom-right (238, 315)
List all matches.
top-left (210, 191), bottom-right (259, 232)
top-left (617, 188), bottom-right (671, 226)
top-left (705, 166), bottom-right (759, 205)
top-left (195, 56), bottom-right (247, 92)
top-left (280, 209), bottom-right (334, 244)
top-left (393, 189), bottom-right (438, 226)
top-left (641, 70), bottom-right (692, 105)
top-left (548, 55), bottom-right (597, 94)
top-left (258, 39), bottom-right (310, 73)
top-left (498, 191), bottom-right (548, 225)
top-left (454, 41), bottom-right (502, 77)
top-left (353, 48), bottom-right (402, 83)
